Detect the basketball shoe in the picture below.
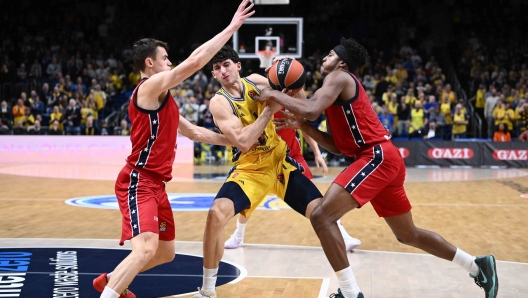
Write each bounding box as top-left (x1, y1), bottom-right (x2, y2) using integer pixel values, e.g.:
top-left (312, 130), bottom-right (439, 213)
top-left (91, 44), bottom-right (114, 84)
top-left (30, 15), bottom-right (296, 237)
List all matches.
top-left (329, 288), bottom-right (364, 298)
top-left (224, 234), bottom-right (244, 249)
top-left (470, 255), bottom-right (498, 298)
top-left (93, 273), bottom-right (136, 298)
top-left (192, 287), bottom-right (217, 297)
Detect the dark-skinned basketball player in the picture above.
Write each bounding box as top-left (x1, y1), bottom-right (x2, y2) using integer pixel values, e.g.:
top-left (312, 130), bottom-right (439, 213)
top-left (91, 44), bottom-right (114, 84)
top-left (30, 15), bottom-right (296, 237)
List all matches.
top-left (224, 110), bottom-right (361, 251)
top-left (256, 38), bottom-right (498, 298)
top-left (91, 2), bottom-right (255, 298)
top-left (192, 45), bottom-right (356, 298)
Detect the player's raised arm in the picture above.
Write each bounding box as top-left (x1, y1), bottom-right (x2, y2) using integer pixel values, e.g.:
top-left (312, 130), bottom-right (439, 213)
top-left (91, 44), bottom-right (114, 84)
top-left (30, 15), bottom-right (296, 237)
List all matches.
top-left (256, 70), bottom-right (351, 121)
top-left (209, 94), bottom-right (280, 152)
top-left (140, 0), bottom-right (254, 101)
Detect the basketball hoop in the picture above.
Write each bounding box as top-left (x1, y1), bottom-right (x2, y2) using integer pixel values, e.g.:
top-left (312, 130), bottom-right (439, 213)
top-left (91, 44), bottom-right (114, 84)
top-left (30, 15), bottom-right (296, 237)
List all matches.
top-left (257, 49), bottom-right (276, 69)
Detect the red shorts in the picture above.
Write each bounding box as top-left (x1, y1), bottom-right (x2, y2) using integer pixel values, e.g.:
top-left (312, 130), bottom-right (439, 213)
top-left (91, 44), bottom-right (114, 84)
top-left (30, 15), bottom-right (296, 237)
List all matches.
top-left (333, 142), bottom-right (412, 218)
top-left (291, 153), bottom-right (314, 179)
top-left (115, 165), bottom-right (175, 245)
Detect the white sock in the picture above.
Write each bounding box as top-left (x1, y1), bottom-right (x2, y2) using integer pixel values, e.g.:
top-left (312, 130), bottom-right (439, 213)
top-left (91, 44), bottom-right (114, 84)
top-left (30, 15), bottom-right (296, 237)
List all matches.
top-left (336, 266), bottom-right (361, 298)
top-left (235, 220), bottom-right (247, 239)
top-left (203, 267), bottom-right (218, 292)
top-left (452, 248), bottom-right (479, 276)
top-left (107, 272), bottom-right (112, 280)
top-left (336, 219), bottom-right (351, 239)
top-left (100, 286), bottom-right (119, 298)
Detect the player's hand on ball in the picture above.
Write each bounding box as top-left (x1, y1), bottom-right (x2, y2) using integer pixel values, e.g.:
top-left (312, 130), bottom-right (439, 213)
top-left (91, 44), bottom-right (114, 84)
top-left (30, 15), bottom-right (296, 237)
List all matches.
top-left (273, 110), bottom-right (303, 130)
top-left (264, 56), bottom-right (295, 73)
top-left (254, 87), bottom-right (273, 103)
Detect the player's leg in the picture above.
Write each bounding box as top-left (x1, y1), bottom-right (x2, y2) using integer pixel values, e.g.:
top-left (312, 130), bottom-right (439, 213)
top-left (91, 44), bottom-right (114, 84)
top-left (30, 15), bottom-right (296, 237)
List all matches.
top-left (224, 214), bottom-right (249, 249)
top-left (293, 153), bottom-right (361, 250)
top-left (195, 181), bottom-right (254, 297)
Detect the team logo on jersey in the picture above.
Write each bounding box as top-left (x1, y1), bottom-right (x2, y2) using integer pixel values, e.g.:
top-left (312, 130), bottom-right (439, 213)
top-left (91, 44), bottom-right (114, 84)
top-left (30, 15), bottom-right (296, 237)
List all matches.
top-left (258, 131), bottom-right (268, 146)
top-left (232, 173), bottom-right (239, 178)
top-left (277, 173), bottom-right (285, 185)
top-left (159, 221), bottom-right (167, 232)
top-left (248, 90), bottom-right (257, 99)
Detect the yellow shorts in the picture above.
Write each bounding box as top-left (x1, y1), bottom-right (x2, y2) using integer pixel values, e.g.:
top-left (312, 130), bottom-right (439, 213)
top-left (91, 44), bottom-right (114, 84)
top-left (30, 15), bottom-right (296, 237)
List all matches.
top-left (224, 141), bottom-right (300, 217)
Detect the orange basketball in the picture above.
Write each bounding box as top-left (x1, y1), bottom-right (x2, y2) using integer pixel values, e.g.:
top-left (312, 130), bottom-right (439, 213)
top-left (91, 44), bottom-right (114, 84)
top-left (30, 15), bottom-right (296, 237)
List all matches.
top-left (267, 58), bottom-right (306, 92)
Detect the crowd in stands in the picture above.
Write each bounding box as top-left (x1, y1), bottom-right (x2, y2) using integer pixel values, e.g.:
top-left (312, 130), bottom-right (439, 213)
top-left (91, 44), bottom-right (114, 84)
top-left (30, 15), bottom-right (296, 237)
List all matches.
top-left (451, 0), bottom-right (528, 142)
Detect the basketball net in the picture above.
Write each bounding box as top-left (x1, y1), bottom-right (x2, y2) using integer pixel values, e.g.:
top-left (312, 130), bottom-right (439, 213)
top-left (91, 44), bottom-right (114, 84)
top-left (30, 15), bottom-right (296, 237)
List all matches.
top-left (257, 47), bottom-right (276, 69)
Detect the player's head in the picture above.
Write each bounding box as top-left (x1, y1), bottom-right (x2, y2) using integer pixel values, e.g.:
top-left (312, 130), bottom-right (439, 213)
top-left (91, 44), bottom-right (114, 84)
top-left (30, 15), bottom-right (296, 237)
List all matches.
top-left (321, 38), bottom-right (369, 76)
top-left (209, 45), bottom-right (241, 86)
top-left (132, 38), bottom-right (171, 74)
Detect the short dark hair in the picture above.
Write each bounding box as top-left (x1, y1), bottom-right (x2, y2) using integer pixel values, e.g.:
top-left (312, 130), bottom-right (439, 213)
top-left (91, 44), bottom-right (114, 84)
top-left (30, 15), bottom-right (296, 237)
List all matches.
top-left (208, 45), bottom-right (240, 70)
top-left (340, 38), bottom-right (370, 72)
top-left (132, 38), bottom-right (169, 72)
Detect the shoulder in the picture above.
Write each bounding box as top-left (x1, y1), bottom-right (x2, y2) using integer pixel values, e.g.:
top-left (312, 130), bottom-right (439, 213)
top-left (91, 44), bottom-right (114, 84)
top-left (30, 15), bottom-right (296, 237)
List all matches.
top-left (245, 73), bottom-right (268, 89)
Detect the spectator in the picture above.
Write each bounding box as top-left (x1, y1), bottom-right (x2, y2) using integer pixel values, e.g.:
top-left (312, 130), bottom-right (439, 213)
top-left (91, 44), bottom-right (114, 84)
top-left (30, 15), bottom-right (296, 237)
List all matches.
top-left (387, 94), bottom-right (399, 123)
top-left (32, 95), bottom-right (45, 116)
top-left (47, 119), bottom-right (63, 135)
top-left (179, 95), bottom-right (199, 124)
top-left (0, 100), bottom-right (12, 129)
top-left (452, 104), bottom-right (469, 139)
top-left (193, 70), bottom-right (208, 91)
top-left (12, 99), bottom-right (26, 126)
top-left (515, 100), bottom-right (528, 137)
top-left (493, 123), bottom-right (511, 142)
top-left (378, 106), bottom-right (395, 135)
top-left (441, 84), bottom-right (456, 104)
top-left (12, 120), bottom-right (27, 135)
top-left (381, 84), bottom-right (395, 106)
top-left (47, 86), bottom-right (62, 109)
top-left (46, 56), bottom-right (61, 81)
top-left (404, 88), bottom-right (418, 106)
top-left (424, 121), bottom-right (437, 140)
top-left (428, 105), bottom-right (446, 133)
top-left (82, 116), bottom-right (100, 135)
top-left (423, 95), bottom-right (438, 118)
top-left (50, 105), bottom-right (63, 130)
top-left (116, 119), bottom-right (129, 136)
top-left (63, 99), bottom-right (81, 135)
top-left (470, 83), bottom-right (487, 121)
top-left (519, 130), bottom-right (528, 142)
top-left (396, 96), bottom-right (410, 137)
top-left (408, 101), bottom-right (428, 139)
top-left (22, 107), bottom-right (35, 128)
top-left (484, 88), bottom-right (499, 138)
top-left (492, 99), bottom-right (513, 133)
top-left (0, 119), bottom-right (9, 134)
top-left (99, 119), bottom-right (111, 136)
top-left (362, 74), bottom-right (375, 91)
top-left (440, 94), bottom-right (453, 140)
top-left (28, 120), bottom-right (45, 135)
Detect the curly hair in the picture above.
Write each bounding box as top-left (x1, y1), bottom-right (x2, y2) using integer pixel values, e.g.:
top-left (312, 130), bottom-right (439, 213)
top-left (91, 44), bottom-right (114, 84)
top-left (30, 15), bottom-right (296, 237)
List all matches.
top-left (340, 38), bottom-right (370, 72)
top-left (208, 45), bottom-right (240, 70)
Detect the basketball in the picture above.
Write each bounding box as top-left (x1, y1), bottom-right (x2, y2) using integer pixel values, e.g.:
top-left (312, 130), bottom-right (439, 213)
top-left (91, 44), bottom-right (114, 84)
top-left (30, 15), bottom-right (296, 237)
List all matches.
top-left (267, 58), bottom-right (306, 92)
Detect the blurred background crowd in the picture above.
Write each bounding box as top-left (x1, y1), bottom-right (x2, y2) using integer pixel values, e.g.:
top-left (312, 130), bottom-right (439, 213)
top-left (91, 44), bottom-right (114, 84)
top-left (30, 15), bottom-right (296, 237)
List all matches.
top-left (1, 0), bottom-right (527, 163)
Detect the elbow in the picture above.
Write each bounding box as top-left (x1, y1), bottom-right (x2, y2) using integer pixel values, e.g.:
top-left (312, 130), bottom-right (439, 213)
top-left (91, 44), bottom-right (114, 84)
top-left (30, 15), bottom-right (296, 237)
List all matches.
top-left (305, 109), bottom-right (320, 121)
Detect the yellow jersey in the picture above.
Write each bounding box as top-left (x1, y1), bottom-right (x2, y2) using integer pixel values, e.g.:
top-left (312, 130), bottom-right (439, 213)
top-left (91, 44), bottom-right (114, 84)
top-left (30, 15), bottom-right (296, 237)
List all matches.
top-left (475, 89), bottom-right (485, 108)
top-left (216, 77), bottom-right (281, 165)
top-left (409, 108), bottom-right (425, 133)
top-left (452, 112), bottom-right (467, 134)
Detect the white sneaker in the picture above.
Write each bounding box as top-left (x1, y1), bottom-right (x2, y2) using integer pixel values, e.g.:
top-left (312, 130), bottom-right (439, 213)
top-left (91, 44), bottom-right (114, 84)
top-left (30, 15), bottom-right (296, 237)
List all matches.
top-left (224, 234), bottom-right (244, 249)
top-left (192, 287), bottom-right (217, 297)
top-left (344, 236), bottom-right (361, 251)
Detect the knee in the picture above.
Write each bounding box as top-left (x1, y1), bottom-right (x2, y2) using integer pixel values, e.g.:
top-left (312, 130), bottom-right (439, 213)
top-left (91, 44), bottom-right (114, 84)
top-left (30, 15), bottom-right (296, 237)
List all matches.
top-left (207, 200), bottom-right (231, 226)
top-left (310, 206), bottom-right (331, 231)
top-left (395, 229), bottom-right (419, 246)
top-left (133, 239), bottom-right (159, 263)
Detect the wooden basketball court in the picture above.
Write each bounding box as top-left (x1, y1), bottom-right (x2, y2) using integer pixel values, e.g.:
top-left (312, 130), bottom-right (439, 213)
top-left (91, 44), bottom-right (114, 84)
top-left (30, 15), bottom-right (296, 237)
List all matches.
top-left (1, 163), bottom-right (527, 297)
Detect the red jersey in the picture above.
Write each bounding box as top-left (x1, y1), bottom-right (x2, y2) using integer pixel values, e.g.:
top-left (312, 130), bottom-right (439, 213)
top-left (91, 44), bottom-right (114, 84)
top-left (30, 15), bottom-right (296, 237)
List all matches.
top-left (325, 71), bottom-right (390, 157)
top-left (275, 110), bottom-right (302, 158)
top-left (125, 78), bottom-right (179, 183)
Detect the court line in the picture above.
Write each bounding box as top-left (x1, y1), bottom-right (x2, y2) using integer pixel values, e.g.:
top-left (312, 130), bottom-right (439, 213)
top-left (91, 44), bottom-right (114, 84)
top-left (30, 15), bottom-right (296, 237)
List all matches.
top-left (319, 277), bottom-right (331, 298)
top-left (2, 238), bottom-right (527, 265)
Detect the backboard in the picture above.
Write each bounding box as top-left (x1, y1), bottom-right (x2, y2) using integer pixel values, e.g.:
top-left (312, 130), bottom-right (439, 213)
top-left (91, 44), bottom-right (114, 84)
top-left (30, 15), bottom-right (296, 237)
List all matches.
top-left (233, 17), bottom-right (303, 59)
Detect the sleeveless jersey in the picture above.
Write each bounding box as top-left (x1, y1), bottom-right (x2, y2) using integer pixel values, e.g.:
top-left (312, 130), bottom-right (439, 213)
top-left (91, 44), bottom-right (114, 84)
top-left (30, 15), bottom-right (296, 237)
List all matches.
top-left (126, 78), bottom-right (179, 182)
top-left (325, 71), bottom-right (390, 157)
top-left (216, 77), bottom-right (281, 164)
top-left (275, 109), bottom-right (302, 157)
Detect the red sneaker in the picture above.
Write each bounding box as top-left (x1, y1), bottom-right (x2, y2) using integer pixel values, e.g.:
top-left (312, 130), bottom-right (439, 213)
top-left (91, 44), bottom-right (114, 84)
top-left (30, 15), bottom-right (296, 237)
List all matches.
top-left (119, 289), bottom-right (136, 298)
top-left (93, 273), bottom-right (136, 298)
top-left (93, 273), bottom-right (108, 292)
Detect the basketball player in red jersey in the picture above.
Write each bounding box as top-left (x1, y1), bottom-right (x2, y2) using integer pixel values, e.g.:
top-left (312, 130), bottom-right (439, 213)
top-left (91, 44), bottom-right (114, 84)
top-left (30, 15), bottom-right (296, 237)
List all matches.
top-left (224, 109), bottom-right (362, 251)
top-left (257, 38), bottom-right (498, 298)
top-left (92, 2), bottom-right (255, 298)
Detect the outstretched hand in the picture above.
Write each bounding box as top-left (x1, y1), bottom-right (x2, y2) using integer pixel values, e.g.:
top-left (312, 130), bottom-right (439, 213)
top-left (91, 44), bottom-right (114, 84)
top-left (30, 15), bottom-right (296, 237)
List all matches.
top-left (229, 0), bottom-right (255, 31)
top-left (273, 110), bottom-right (304, 130)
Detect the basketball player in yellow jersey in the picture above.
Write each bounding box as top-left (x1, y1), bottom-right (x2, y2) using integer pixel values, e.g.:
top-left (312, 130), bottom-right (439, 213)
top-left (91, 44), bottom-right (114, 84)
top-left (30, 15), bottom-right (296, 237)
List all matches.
top-left (192, 45), bottom-right (326, 298)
